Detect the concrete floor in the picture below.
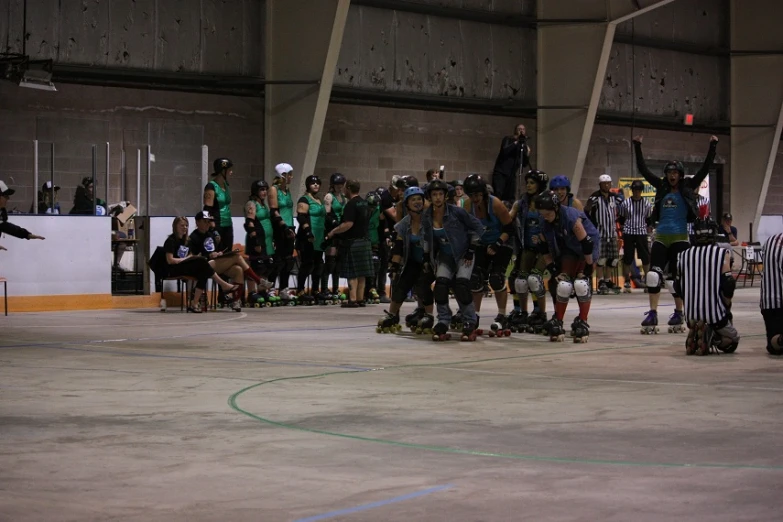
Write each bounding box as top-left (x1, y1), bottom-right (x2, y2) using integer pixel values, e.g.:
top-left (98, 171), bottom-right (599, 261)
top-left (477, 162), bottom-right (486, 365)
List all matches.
top-left (1, 287), bottom-right (782, 522)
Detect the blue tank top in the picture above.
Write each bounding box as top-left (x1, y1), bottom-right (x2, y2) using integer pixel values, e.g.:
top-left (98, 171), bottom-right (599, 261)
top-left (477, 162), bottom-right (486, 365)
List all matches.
top-left (524, 209), bottom-right (541, 248)
top-left (472, 195), bottom-right (501, 244)
top-left (433, 227), bottom-right (452, 256)
top-left (656, 192), bottom-right (688, 235)
top-left (409, 233), bottom-right (424, 264)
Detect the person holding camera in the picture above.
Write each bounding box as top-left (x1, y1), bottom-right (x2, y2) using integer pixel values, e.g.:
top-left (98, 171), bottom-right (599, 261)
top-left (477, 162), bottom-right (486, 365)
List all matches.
top-left (491, 123), bottom-right (531, 203)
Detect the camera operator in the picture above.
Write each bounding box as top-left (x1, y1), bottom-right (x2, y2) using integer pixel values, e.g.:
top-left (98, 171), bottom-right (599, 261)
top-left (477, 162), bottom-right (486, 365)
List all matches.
top-left (492, 123), bottom-right (531, 204)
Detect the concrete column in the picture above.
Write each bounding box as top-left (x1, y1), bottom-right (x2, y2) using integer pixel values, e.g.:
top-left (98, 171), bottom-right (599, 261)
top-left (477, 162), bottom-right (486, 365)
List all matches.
top-left (730, 0), bottom-right (783, 241)
top-left (265, 0), bottom-right (351, 197)
top-left (536, 0), bottom-right (676, 193)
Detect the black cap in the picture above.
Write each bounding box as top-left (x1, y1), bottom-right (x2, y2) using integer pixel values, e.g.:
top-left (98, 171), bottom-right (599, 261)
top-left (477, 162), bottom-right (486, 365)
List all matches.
top-left (42, 180), bottom-right (60, 191)
top-left (0, 180), bottom-right (15, 197)
top-left (195, 210), bottom-right (215, 221)
top-left (722, 212), bottom-right (733, 221)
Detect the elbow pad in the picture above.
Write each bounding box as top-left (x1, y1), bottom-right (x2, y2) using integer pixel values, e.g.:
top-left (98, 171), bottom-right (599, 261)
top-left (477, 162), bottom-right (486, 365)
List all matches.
top-left (537, 240), bottom-right (549, 255)
top-left (581, 236), bottom-right (594, 255)
top-left (297, 212), bottom-right (310, 227)
top-left (721, 272), bottom-right (736, 299)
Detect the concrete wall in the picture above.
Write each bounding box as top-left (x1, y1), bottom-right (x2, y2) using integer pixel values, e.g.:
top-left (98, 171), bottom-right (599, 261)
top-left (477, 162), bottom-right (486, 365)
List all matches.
top-left (0, 81), bottom-right (263, 217)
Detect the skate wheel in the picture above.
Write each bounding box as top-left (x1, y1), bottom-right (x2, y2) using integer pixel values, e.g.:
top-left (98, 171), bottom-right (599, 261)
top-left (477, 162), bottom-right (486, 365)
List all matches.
top-left (376, 327), bottom-right (383, 333)
top-left (415, 328), bottom-right (423, 335)
top-left (382, 327), bottom-right (390, 333)
top-left (503, 330), bottom-right (511, 337)
top-left (475, 329), bottom-right (484, 335)
top-left (488, 331), bottom-right (496, 337)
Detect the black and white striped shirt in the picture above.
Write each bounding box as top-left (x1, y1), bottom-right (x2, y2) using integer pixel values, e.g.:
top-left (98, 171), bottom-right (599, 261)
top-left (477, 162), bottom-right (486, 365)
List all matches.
top-left (618, 197), bottom-right (651, 236)
top-left (677, 244), bottom-right (729, 324)
top-left (589, 194), bottom-right (618, 239)
top-left (761, 234), bottom-right (783, 310)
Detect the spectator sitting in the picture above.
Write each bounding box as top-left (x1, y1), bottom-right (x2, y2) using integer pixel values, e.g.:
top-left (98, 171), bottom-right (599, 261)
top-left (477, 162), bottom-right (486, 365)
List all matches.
top-left (1, 180), bottom-right (46, 246)
top-left (31, 181), bottom-right (62, 214)
top-left (70, 177), bottom-right (107, 215)
top-left (164, 216), bottom-right (240, 313)
top-left (719, 213), bottom-right (739, 247)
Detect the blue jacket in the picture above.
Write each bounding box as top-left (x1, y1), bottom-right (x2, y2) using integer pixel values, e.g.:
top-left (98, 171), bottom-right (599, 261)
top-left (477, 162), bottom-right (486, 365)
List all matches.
top-left (541, 205), bottom-right (600, 260)
top-left (421, 204), bottom-right (485, 264)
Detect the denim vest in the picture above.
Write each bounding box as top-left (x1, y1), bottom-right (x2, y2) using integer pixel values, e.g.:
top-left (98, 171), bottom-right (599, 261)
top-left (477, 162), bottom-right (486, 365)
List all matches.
top-left (421, 204), bottom-right (485, 264)
top-left (393, 214), bottom-right (423, 269)
top-left (541, 205), bottom-right (600, 260)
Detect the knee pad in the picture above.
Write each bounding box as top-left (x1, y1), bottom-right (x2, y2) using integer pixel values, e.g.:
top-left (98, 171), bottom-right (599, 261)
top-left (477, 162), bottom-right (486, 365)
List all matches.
top-left (646, 267), bottom-right (663, 294)
top-left (597, 257), bottom-right (607, 267)
top-left (489, 272), bottom-right (506, 292)
top-left (514, 275), bottom-right (529, 295)
top-left (454, 277), bottom-right (473, 305)
top-left (470, 270), bottom-right (485, 293)
top-left (665, 279), bottom-right (677, 297)
top-left (527, 273), bottom-right (546, 298)
top-left (573, 277), bottom-right (592, 303)
top-left (556, 279), bottom-right (573, 304)
top-left (434, 277), bottom-right (451, 305)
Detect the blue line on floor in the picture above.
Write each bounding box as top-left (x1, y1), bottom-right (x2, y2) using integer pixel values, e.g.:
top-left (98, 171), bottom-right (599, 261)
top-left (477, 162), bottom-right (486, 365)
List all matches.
top-left (293, 484), bottom-right (454, 522)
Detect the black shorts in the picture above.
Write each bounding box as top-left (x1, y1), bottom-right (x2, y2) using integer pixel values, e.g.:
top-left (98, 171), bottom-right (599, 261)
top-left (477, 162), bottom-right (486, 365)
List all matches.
top-left (650, 240), bottom-right (689, 278)
top-left (622, 234), bottom-right (650, 266)
top-left (762, 308), bottom-right (783, 351)
top-left (474, 244), bottom-right (514, 282)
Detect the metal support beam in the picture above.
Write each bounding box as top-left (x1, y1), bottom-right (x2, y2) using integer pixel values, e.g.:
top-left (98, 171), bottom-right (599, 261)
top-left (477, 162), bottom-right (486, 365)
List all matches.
top-left (536, 0), bottom-right (676, 194)
top-left (730, 0), bottom-right (783, 241)
top-left (265, 0), bottom-right (351, 197)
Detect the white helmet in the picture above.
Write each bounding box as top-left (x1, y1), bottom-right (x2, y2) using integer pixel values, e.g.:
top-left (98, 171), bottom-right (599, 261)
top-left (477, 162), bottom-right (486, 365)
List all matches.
top-left (274, 163), bottom-right (293, 178)
top-left (598, 174), bottom-right (612, 183)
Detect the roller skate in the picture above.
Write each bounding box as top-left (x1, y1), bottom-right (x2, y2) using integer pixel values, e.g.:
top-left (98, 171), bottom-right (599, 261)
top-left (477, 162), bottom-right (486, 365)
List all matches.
top-left (368, 288), bottom-right (381, 305)
top-left (405, 307), bottom-right (426, 331)
top-left (622, 281), bottom-right (632, 293)
top-left (247, 292), bottom-right (265, 308)
top-left (314, 291), bottom-right (330, 305)
top-left (571, 318), bottom-right (590, 343)
top-left (525, 310), bottom-right (547, 334)
top-left (266, 289), bottom-right (282, 306)
top-left (597, 280), bottom-right (609, 295)
top-left (508, 310), bottom-right (528, 333)
top-left (473, 315), bottom-right (484, 336)
top-left (280, 288), bottom-right (298, 306)
top-left (376, 311), bottom-right (401, 333)
top-left (607, 280), bottom-right (621, 295)
top-left (416, 313), bottom-right (435, 335)
top-left (685, 320), bottom-right (701, 355)
top-left (489, 313), bottom-right (511, 338)
top-left (449, 312), bottom-right (464, 332)
top-left (640, 309), bottom-right (659, 334)
top-left (461, 321), bottom-right (478, 342)
top-left (667, 310), bottom-right (686, 333)
top-left (540, 314), bottom-right (559, 337)
top-left (432, 322), bottom-right (452, 342)
top-left (548, 318), bottom-right (566, 342)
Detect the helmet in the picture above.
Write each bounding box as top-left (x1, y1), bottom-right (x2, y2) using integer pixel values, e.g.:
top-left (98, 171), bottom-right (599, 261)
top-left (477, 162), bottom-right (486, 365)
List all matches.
top-left (447, 184), bottom-right (456, 197)
top-left (453, 179), bottom-right (464, 187)
top-left (425, 179), bottom-right (449, 197)
top-left (534, 190), bottom-right (560, 211)
top-left (330, 172), bottom-right (346, 186)
top-left (213, 158), bottom-right (233, 173)
top-left (630, 180), bottom-right (644, 191)
top-left (404, 186), bottom-right (425, 204)
top-left (305, 175), bottom-right (321, 190)
top-left (525, 170), bottom-right (549, 192)
top-left (598, 174), bottom-right (612, 183)
top-left (274, 163), bottom-right (293, 178)
top-left (463, 174), bottom-right (487, 195)
top-left (395, 175), bottom-right (419, 190)
top-left (663, 161), bottom-right (685, 177)
top-left (549, 175), bottom-right (570, 190)
top-left (366, 190), bottom-right (380, 206)
top-left (250, 179), bottom-right (269, 194)
top-left (692, 217), bottom-right (718, 246)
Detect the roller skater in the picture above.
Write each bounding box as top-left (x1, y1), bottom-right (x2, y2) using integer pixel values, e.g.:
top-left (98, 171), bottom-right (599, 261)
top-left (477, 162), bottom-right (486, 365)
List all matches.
top-left (677, 217), bottom-right (739, 355)
top-left (421, 180), bottom-right (485, 343)
top-left (535, 190), bottom-right (599, 344)
top-left (508, 170), bottom-right (550, 334)
top-left (269, 163), bottom-right (297, 301)
top-left (632, 134), bottom-right (718, 337)
top-left (376, 310), bottom-right (402, 334)
top-left (245, 179), bottom-right (279, 300)
top-left (322, 173), bottom-right (347, 301)
top-left (295, 174), bottom-right (326, 303)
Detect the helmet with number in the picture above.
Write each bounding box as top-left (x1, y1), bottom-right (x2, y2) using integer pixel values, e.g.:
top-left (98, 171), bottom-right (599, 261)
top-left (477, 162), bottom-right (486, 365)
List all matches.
top-left (663, 160), bottom-right (685, 177)
top-left (366, 190), bottom-right (381, 206)
top-left (425, 179), bottom-right (449, 198)
top-left (534, 190), bottom-right (560, 211)
top-left (305, 175), bottom-right (322, 190)
top-left (549, 175), bottom-right (570, 190)
top-left (250, 179), bottom-right (269, 195)
top-left (525, 170), bottom-right (549, 192)
top-left (403, 186), bottom-right (425, 204)
top-left (463, 174), bottom-right (487, 196)
top-left (692, 217), bottom-right (718, 246)
top-left (329, 172), bottom-right (346, 186)
top-left (213, 158), bottom-right (233, 174)
top-left (630, 180), bottom-right (644, 192)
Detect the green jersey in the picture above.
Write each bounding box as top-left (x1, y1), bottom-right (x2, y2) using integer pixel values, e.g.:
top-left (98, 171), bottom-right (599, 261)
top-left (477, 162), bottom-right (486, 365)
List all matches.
top-left (254, 200), bottom-right (275, 255)
top-left (277, 188), bottom-right (294, 227)
top-left (209, 180), bottom-right (232, 225)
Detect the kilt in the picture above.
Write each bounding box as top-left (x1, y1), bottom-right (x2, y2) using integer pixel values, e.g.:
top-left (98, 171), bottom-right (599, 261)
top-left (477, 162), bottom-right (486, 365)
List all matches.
top-left (599, 236), bottom-right (619, 261)
top-left (340, 238), bottom-right (375, 279)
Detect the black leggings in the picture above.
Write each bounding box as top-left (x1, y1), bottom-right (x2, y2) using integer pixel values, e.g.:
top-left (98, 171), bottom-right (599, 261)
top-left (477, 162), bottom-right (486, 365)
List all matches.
top-left (391, 260), bottom-right (434, 305)
top-left (297, 241), bottom-right (325, 294)
top-left (167, 258), bottom-right (215, 290)
top-left (649, 240), bottom-right (690, 295)
top-left (274, 227), bottom-right (295, 289)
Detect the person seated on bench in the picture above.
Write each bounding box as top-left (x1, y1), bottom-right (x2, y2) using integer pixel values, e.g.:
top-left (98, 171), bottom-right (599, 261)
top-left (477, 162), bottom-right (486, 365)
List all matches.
top-left (164, 216), bottom-right (240, 313)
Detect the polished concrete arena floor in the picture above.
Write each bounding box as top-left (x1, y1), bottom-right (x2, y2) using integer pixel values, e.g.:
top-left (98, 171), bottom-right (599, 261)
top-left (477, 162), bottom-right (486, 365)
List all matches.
top-left (1, 287), bottom-right (782, 522)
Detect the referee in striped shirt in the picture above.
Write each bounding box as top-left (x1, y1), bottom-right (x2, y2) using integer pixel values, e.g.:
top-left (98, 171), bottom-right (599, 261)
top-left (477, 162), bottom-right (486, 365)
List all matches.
top-left (761, 233), bottom-right (783, 355)
top-left (618, 180), bottom-right (652, 289)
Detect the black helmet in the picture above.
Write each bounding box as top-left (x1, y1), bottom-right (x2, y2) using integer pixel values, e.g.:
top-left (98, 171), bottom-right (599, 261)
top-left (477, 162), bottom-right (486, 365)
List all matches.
top-left (305, 175), bottom-right (322, 190)
top-left (630, 180), bottom-right (644, 191)
top-left (463, 174), bottom-right (487, 195)
top-left (395, 175), bottom-right (419, 190)
top-left (366, 190), bottom-right (380, 206)
top-left (524, 170), bottom-right (549, 192)
top-left (426, 179), bottom-right (449, 197)
top-left (534, 190), bottom-right (560, 211)
top-left (692, 217), bottom-right (718, 246)
top-left (663, 161), bottom-right (685, 177)
top-left (330, 172), bottom-right (346, 186)
top-left (251, 179), bottom-right (269, 195)
top-left (213, 158), bottom-right (233, 173)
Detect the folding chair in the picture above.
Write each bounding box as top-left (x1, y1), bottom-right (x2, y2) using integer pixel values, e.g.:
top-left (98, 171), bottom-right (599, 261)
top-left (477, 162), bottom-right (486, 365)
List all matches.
top-left (738, 242), bottom-right (763, 287)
